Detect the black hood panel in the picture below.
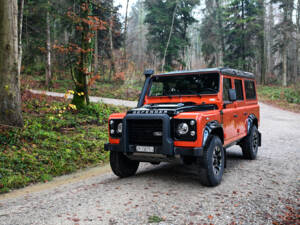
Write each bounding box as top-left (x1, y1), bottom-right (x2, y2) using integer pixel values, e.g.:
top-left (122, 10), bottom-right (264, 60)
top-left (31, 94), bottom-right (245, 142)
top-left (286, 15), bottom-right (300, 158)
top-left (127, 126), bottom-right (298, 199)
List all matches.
top-left (128, 102), bottom-right (218, 116)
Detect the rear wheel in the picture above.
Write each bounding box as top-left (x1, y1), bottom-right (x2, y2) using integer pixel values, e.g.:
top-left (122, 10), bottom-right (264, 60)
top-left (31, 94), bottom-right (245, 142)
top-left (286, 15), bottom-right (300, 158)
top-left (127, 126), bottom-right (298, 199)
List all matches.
top-left (110, 152), bottom-right (139, 178)
top-left (241, 125), bottom-right (259, 160)
top-left (197, 136), bottom-right (225, 186)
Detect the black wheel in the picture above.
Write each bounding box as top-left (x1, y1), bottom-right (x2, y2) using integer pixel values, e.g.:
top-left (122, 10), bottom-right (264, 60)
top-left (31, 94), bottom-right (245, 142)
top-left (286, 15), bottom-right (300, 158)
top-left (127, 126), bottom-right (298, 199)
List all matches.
top-left (110, 152), bottom-right (139, 178)
top-left (241, 125), bottom-right (259, 160)
top-left (197, 136), bottom-right (225, 187)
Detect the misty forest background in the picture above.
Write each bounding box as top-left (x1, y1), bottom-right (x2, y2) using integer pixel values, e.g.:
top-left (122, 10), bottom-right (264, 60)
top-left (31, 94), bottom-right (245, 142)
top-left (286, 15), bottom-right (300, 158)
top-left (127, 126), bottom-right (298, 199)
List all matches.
top-left (0, 0), bottom-right (300, 192)
top-left (20, 0), bottom-right (300, 86)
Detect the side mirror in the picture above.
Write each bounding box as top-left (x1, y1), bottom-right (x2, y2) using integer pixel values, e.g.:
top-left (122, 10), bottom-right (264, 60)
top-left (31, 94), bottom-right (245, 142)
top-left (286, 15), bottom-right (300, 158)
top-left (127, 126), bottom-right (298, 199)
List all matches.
top-left (228, 89), bottom-right (237, 102)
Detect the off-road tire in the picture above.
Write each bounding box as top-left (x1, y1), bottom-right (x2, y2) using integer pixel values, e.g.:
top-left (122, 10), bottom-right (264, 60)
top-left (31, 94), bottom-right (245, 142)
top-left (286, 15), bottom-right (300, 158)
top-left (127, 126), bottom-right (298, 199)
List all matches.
top-left (197, 136), bottom-right (225, 187)
top-left (241, 125), bottom-right (259, 160)
top-left (110, 152), bottom-right (139, 178)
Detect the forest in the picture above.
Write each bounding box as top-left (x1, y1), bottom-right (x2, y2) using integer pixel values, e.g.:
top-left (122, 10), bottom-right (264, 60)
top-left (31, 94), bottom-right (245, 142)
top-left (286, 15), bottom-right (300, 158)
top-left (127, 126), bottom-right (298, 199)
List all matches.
top-left (0, 0), bottom-right (300, 193)
top-left (2, 0), bottom-right (300, 110)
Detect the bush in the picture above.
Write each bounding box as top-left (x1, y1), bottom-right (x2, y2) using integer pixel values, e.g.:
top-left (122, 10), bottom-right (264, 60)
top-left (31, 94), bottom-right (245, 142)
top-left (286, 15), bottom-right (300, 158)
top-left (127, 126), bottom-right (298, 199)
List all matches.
top-left (258, 85), bottom-right (300, 104)
top-left (0, 97), bottom-right (125, 193)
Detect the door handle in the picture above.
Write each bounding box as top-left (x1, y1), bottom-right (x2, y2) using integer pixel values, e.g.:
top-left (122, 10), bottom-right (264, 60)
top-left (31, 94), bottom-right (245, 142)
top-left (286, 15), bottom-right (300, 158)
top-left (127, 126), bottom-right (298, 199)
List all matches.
top-left (244, 112), bottom-right (248, 116)
top-left (234, 114), bottom-right (238, 118)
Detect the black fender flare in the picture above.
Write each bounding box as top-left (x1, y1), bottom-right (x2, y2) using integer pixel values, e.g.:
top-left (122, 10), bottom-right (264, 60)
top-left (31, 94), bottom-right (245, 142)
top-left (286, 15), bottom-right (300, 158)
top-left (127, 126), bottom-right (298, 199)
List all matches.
top-left (202, 120), bottom-right (226, 167)
top-left (202, 120), bottom-right (224, 147)
top-left (247, 114), bottom-right (258, 135)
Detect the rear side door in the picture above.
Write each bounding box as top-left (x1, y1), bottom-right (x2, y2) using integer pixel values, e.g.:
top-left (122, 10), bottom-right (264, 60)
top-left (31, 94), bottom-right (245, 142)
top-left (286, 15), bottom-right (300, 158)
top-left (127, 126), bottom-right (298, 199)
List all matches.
top-left (222, 77), bottom-right (238, 144)
top-left (233, 79), bottom-right (247, 137)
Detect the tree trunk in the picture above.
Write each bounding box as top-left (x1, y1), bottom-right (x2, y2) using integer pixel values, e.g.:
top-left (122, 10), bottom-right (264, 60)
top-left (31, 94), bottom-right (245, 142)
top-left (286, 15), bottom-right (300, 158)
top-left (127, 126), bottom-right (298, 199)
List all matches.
top-left (109, 11), bottom-right (115, 81)
top-left (297, 0), bottom-right (300, 80)
top-left (267, 1), bottom-right (274, 77)
top-left (18, 0), bottom-right (24, 75)
top-left (94, 30), bottom-right (98, 74)
top-left (0, 0), bottom-right (23, 127)
top-left (282, 42), bottom-right (287, 87)
top-left (215, 0), bottom-right (224, 65)
top-left (259, 0), bottom-right (266, 85)
top-left (241, 0), bottom-right (246, 70)
top-left (72, 0), bottom-right (90, 108)
top-left (45, 1), bottom-right (52, 89)
top-left (123, 0), bottom-right (129, 68)
top-left (162, 1), bottom-right (178, 72)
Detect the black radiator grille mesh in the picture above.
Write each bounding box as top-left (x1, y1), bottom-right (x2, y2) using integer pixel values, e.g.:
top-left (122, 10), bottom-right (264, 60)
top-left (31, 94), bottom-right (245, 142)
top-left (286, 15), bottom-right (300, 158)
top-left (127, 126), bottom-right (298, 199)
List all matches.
top-left (128, 119), bottom-right (163, 145)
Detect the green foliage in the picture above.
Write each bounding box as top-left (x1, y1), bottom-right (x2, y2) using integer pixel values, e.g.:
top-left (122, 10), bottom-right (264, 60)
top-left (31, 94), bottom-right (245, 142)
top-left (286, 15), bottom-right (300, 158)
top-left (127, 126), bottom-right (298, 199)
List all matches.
top-left (223, 0), bottom-right (262, 71)
top-left (148, 215), bottom-right (164, 223)
top-left (144, 0), bottom-right (199, 71)
top-left (0, 98), bottom-right (124, 193)
top-left (258, 85), bottom-right (300, 104)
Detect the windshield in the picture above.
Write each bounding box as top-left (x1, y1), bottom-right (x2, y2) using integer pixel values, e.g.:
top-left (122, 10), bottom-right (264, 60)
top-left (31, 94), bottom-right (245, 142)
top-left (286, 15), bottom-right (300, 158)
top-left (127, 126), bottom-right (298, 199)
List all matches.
top-left (148, 73), bottom-right (219, 97)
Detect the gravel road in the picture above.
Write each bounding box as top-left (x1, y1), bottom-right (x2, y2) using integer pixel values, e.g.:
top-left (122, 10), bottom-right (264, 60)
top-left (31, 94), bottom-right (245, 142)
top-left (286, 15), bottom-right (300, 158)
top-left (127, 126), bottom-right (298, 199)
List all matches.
top-left (28, 90), bottom-right (138, 108)
top-left (0, 102), bottom-right (299, 225)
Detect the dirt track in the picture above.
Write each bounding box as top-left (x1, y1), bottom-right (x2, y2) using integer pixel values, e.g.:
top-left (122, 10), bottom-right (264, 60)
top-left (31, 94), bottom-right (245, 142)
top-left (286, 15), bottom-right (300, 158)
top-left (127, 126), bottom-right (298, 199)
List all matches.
top-left (0, 101), bottom-right (299, 225)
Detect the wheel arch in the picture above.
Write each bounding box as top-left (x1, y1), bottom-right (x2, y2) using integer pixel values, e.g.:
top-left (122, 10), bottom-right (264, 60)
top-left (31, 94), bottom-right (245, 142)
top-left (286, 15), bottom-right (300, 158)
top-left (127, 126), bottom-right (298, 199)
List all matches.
top-left (203, 121), bottom-right (224, 147)
top-left (247, 114), bottom-right (258, 134)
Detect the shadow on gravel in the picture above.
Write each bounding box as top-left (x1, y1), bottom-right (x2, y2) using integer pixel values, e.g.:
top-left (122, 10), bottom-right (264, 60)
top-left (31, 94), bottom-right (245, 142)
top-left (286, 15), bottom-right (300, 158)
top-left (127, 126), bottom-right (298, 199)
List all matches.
top-left (104, 147), bottom-right (248, 187)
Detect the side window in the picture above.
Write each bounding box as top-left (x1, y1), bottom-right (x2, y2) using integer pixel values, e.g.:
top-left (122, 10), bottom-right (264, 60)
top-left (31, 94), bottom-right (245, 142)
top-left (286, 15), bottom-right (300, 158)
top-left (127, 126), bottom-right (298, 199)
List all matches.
top-left (244, 80), bottom-right (256, 99)
top-left (234, 79), bottom-right (244, 101)
top-left (223, 78), bottom-right (232, 101)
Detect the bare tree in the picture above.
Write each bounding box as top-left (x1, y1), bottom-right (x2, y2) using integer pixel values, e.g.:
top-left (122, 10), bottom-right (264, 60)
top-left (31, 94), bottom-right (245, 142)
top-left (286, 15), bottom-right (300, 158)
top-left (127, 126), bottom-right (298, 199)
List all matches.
top-left (161, 1), bottom-right (178, 72)
top-left (297, 0), bottom-right (300, 80)
top-left (258, 0), bottom-right (266, 84)
top-left (18, 0), bottom-right (24, 75)
top-left (0, 0), bottom-right (23, 127)
top-left (109, 1), bottom-right (115, 80)
top-left (45, 1), bottom-right (52, 88)
top-left (267, 1), bottom-right (275, 77)
top-left (123, 0), bottom-right (129, 68)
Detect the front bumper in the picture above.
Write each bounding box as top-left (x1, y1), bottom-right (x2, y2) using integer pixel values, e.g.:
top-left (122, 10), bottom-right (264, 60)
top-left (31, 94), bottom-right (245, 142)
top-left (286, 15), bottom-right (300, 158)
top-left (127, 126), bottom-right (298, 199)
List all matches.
top-left (104, 143), bottom-right (203, 157)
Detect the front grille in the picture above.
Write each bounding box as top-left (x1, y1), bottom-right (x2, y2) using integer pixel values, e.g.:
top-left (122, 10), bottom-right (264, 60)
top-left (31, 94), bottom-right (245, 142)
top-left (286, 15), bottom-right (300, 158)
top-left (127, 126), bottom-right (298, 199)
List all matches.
top-left (128, 119), bottom-right (163, 146)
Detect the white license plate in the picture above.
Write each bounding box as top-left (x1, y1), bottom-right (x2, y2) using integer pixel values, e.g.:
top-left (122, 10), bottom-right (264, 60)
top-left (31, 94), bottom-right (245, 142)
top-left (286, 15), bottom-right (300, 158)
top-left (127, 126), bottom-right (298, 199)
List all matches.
top-left (136, 146), bottom-right (154, 153)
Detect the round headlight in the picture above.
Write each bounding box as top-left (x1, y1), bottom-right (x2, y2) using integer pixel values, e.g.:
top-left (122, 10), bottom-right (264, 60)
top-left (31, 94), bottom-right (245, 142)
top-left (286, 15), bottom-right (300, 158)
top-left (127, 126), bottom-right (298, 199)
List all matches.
top-left (110, 129), bottom-right (115, 135)
top-left (117, 123), bottom-right (122, 133)
top-left (110, 120), bottom-right (114, 125)
top-left (177, 123), bottom-right (189, 135)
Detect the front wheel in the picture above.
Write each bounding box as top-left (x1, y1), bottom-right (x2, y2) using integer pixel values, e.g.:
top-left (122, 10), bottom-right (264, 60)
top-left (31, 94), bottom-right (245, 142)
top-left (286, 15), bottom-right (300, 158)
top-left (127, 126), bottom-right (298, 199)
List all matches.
top-left (197, 136), bottom-right (225, 187)
top-left (110, 152), bottom-right (139, 178)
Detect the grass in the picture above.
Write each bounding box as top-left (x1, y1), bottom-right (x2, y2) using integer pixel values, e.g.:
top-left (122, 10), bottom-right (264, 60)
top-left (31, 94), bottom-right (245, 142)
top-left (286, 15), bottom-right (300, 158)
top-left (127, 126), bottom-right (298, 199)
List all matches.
top-left (148, 215), bottom-right (164, 223)
top-left (0, 91), bottom-right (126, 193)
top-left (257, 85), bottom-right (300, 113)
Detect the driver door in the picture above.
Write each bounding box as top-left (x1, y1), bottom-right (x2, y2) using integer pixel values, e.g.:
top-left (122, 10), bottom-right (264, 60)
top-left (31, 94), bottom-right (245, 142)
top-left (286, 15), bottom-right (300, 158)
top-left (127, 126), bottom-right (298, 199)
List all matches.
top-left (222, 77), bottom-right (238, 145)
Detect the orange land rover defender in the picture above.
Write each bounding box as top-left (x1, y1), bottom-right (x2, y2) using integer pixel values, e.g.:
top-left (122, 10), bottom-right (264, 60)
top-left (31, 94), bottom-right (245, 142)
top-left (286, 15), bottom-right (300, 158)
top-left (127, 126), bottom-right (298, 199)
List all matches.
top-left (104, 68), bottom-right (261, 186)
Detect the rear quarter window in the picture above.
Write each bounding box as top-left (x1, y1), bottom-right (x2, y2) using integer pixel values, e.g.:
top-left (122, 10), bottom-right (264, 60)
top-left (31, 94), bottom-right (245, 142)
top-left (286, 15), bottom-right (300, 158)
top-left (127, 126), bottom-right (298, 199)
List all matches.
top-left (244, 80), bottom-right (256, 100)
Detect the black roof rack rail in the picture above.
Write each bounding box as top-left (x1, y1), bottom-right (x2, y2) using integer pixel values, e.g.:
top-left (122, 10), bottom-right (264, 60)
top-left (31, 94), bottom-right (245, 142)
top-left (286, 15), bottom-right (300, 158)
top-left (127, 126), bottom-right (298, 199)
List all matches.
top-left (156, 68), bottom-right (255, 79)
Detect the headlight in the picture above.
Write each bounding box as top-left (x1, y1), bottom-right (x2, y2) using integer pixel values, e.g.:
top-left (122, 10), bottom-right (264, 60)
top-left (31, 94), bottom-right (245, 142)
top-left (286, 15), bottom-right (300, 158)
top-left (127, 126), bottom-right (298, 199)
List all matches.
top-left (117, 123), bottom-right (122, 133)
top-left (177, 123), bottom-right (189, 135)
top-left (109, 119), bottom-right (123, 138)
top-left (174, 119), bottom-right (197, 141)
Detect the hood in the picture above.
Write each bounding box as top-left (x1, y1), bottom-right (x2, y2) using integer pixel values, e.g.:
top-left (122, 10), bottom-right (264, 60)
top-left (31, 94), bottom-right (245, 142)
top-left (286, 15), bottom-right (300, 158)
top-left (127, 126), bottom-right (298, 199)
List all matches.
top-left (128, 102), bottom-right (218, 116)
